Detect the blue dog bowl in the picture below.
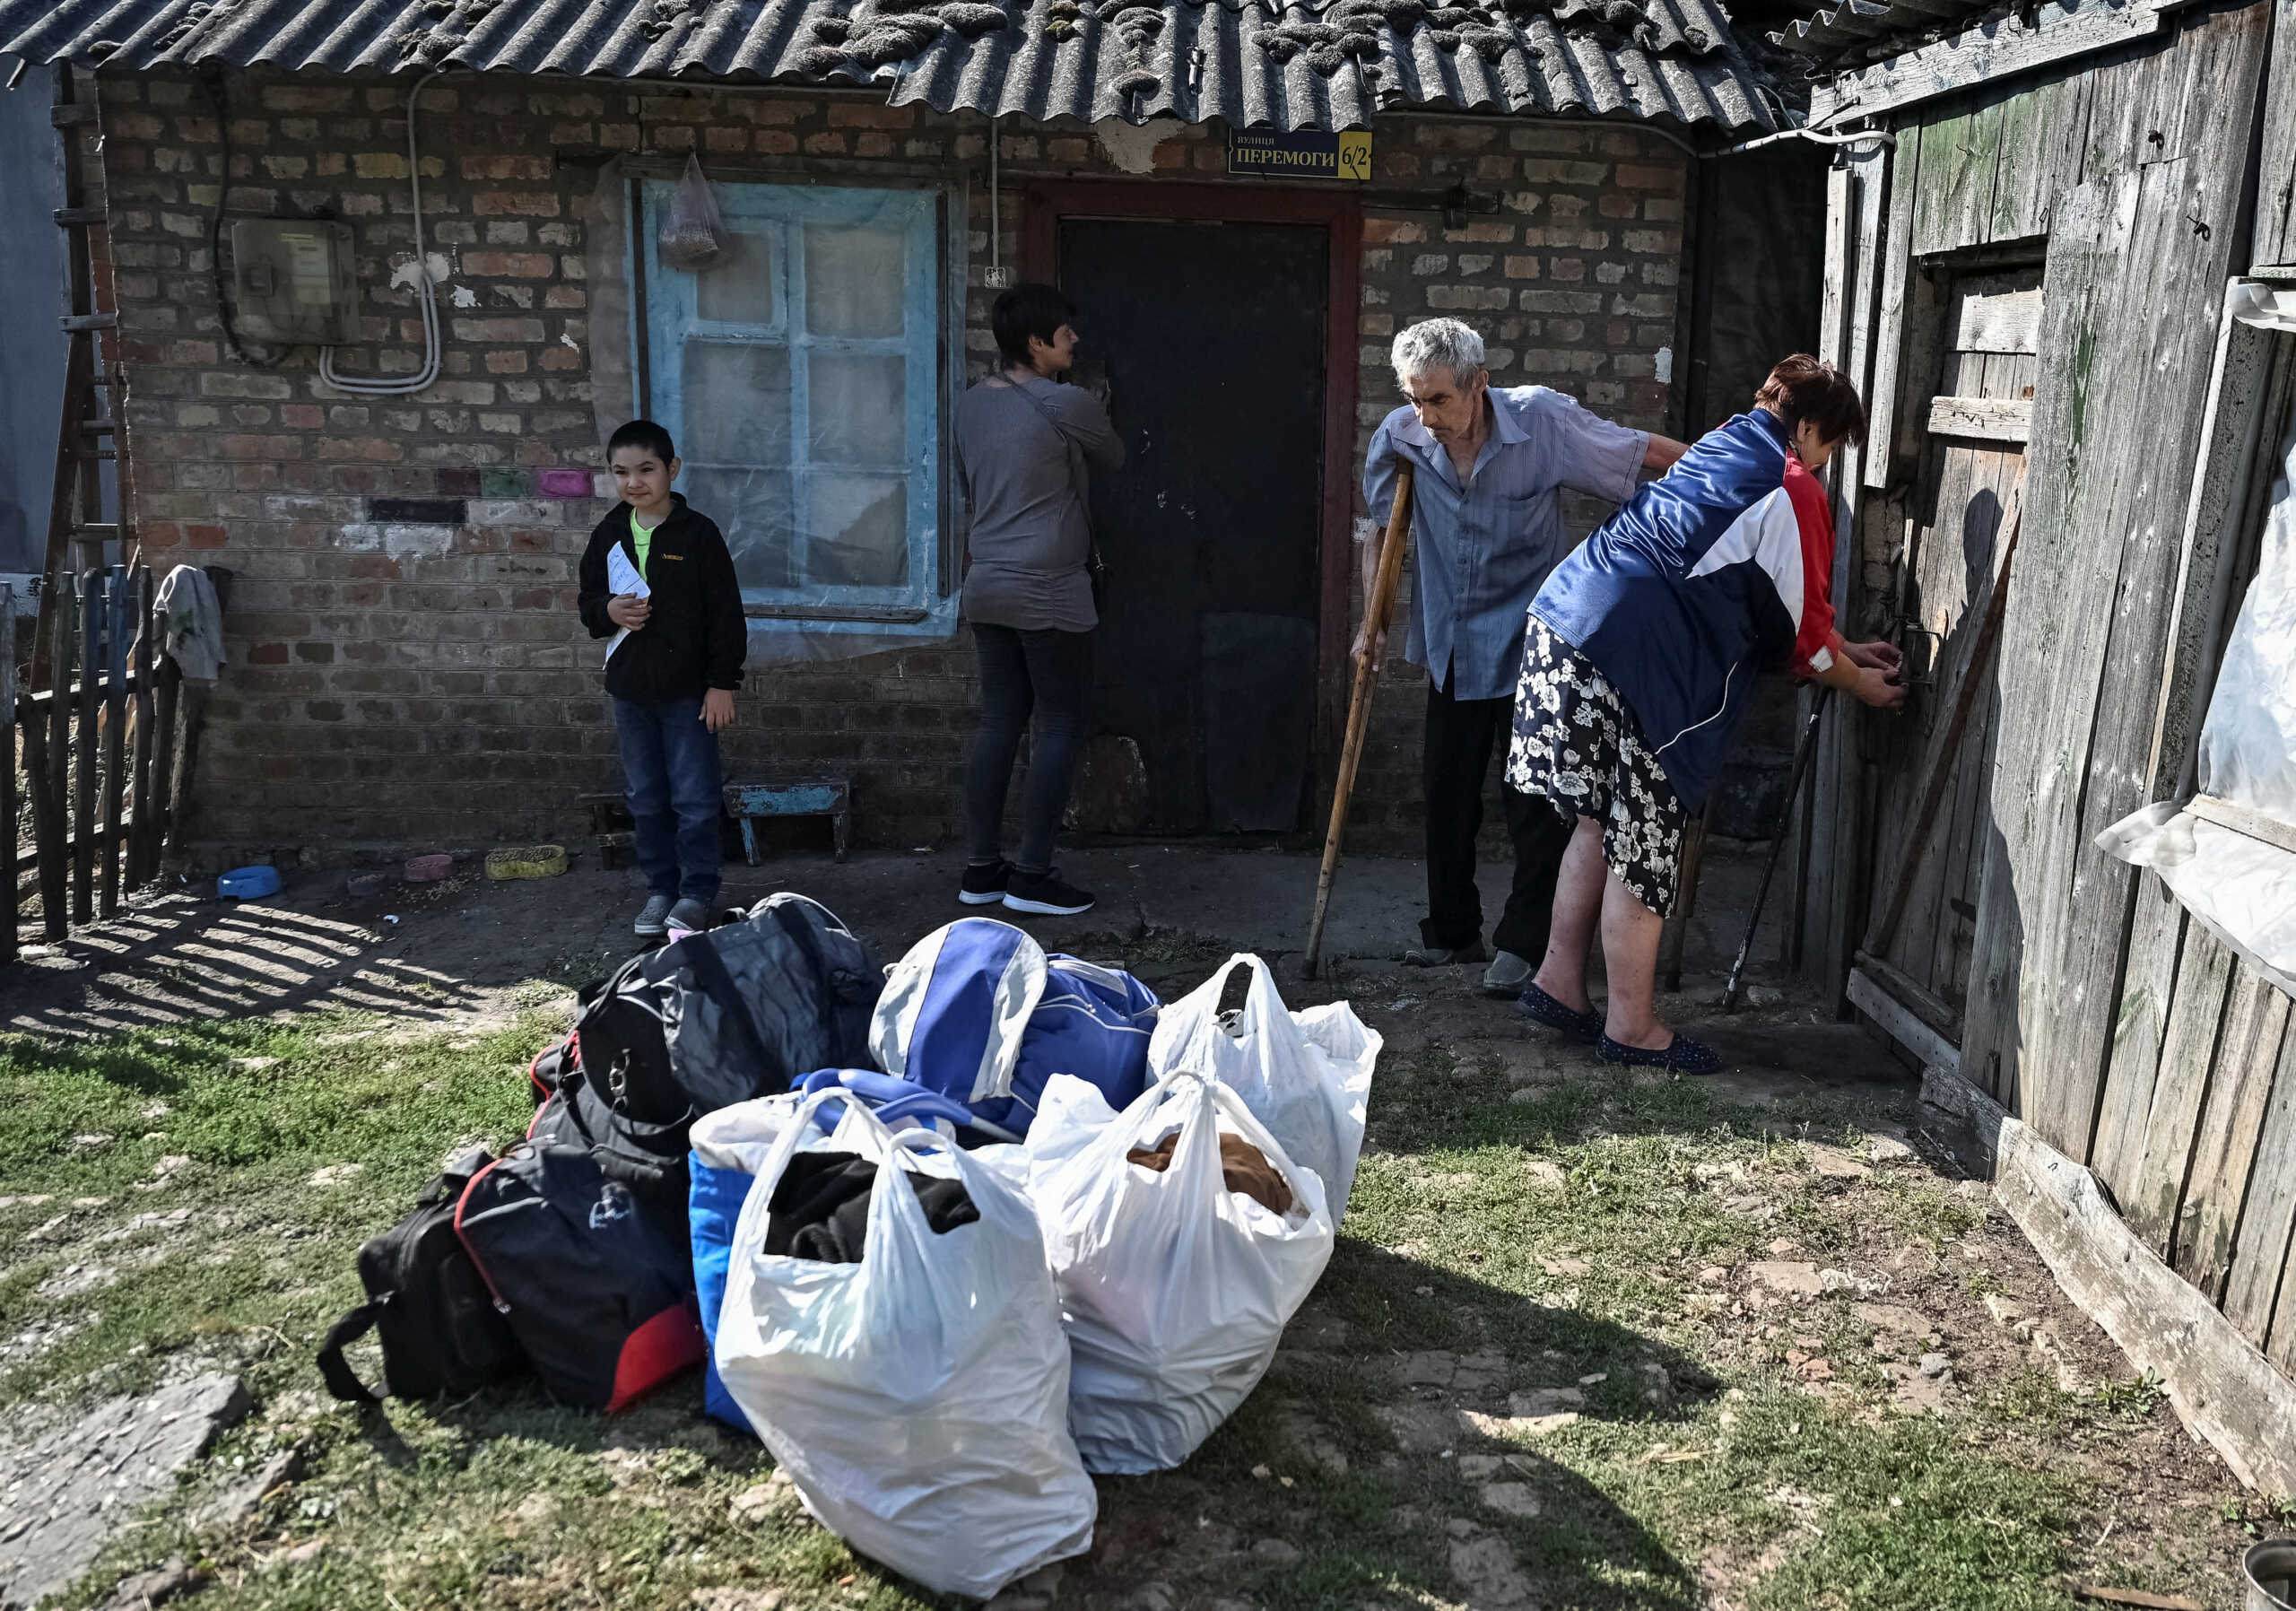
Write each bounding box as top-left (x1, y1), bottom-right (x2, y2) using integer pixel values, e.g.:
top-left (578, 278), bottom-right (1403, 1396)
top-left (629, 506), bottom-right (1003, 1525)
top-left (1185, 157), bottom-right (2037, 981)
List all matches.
top-left (217, 866), bottom-right (282, 900)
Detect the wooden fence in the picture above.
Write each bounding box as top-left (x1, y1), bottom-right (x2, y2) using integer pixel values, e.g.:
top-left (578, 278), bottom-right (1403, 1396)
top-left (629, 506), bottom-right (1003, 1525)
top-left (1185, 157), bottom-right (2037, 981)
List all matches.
top-left (5, 564), bottom-right (195, 964)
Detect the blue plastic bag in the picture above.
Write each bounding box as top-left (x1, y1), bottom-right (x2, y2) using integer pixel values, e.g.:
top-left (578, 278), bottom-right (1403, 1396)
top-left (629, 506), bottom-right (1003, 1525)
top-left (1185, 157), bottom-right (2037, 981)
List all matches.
top-left (869, 919), bottom-right (1160, 1136)
top-left (688, 1153), bottom-right (755, 1433)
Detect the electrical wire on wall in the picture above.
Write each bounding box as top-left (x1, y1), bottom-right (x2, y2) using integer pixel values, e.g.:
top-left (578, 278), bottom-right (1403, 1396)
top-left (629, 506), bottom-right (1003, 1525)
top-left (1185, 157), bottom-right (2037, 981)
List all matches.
top-left (201, 69), bottom-right (288, 368)
top-left (319, 66), bottom-right (449, 396)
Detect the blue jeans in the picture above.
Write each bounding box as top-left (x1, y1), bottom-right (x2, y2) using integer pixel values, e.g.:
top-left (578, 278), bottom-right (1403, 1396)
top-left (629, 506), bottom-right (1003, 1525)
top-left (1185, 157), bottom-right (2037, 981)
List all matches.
top-left (614, 696), bottom-right (724, 904)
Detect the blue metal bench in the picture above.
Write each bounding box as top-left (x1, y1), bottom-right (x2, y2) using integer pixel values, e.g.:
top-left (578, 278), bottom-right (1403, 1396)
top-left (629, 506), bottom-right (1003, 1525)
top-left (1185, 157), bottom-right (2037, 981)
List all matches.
top-left (723, 779), bottom-right (852, 865)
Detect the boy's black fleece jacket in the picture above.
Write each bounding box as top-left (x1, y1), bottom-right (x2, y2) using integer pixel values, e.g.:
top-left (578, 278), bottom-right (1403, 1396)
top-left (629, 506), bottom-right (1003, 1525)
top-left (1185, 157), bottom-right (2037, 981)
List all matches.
top-left (576, 494), bottom-right (747, 705)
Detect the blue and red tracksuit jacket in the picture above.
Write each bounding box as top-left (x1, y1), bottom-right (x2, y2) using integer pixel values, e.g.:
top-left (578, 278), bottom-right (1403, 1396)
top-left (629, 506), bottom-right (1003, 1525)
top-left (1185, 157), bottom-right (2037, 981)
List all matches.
top-left (1529, 407), bottom-right (1838, 814)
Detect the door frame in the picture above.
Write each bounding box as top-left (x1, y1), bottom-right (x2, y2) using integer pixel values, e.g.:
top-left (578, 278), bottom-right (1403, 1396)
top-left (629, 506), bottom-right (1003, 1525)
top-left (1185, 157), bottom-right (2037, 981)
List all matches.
top-left (1021, 181), bottom-right (1364, 786)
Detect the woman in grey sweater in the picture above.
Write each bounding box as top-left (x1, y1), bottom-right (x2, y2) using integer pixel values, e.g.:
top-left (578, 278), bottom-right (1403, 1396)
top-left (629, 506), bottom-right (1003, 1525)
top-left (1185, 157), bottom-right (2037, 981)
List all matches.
top-left (952, 283), bottom-right (1125, 917)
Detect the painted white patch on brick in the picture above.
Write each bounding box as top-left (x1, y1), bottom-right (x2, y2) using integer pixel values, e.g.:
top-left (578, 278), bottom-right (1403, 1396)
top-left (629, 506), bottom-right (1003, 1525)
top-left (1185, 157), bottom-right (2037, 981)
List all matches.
top-left (389, 251), bottom-right (453, 292)
top-left (1654, 346), bottom-right (1674, 384)
top-left (1091, 117), bottom-right (1186, 176)
top-left (560, 333), bottom-right (580, 351)
top-left (382, 524), bottom-right (457, 557)
top-left (450, 285), bottom-right (478, 309)
top-left (335, 522), bottom-right (381, 552)
top-left (469, 500), bottom-right (557, 525)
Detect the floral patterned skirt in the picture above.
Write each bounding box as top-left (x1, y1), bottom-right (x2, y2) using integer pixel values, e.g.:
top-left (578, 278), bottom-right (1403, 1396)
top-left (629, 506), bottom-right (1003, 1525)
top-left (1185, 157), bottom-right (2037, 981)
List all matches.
top-left (1504, 614), bottom-right (1687, 915)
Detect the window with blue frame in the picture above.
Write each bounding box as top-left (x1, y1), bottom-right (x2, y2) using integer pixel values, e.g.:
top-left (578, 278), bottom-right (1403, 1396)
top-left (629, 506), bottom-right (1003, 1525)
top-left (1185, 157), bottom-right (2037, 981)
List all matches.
top-left (639, 180), bottom-right (943, 622)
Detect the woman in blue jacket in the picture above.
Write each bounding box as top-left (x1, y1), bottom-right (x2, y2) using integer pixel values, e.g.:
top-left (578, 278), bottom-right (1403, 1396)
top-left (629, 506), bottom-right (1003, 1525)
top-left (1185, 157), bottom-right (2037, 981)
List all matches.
top-left (1507, 357), bottom-right (1908, 1073)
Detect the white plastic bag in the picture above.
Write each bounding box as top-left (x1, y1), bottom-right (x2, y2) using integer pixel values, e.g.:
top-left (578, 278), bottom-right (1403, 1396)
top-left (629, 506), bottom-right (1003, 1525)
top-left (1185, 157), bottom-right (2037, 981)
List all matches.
top-left (657, 153), bottom-right (726, 271)
top-left (1146, 954), bottom-right (1379, 1218)
top-left (715, 1089), bottom-right (1095, 1598)
top-left (1027, 1071), bottom-right (1334, 1474)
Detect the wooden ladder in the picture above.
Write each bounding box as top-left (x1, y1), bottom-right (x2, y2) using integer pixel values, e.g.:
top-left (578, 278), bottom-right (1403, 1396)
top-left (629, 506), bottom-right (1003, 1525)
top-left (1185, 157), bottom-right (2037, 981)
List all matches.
top-left (31, 71), bottom-right (135, 684)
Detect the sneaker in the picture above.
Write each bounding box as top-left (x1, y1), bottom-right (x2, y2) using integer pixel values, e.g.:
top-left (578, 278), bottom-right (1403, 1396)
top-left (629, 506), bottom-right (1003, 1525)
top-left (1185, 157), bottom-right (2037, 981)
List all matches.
top-left (1596, 1032), bottom-right (1723, 1075)
top-left (1403, 940), bottom-right (1487, 967)
top-left (665, 898), bottom-right (711, 937)
top-left (1481, 949), bottom-right (1533, 997)
top-left (1003, 868), bottom-right (1095, 917)
top-left (633, 893), bottom-right (672, 937)
top-left (959, 859), bottom-right (1013, 906)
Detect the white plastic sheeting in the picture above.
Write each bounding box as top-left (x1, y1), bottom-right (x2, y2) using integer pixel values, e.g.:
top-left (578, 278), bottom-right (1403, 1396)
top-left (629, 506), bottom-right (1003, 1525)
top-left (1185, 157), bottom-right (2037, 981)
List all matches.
top-left (2100, 291), bottom-right (2296, 997)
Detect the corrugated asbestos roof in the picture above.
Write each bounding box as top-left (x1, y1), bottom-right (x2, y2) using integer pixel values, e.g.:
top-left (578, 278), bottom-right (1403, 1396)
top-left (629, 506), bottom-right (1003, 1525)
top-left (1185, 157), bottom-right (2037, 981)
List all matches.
top-left (0, 0), bottom-right (1778, 132)
top-left (1765, 0), bottom-right (1989, 57)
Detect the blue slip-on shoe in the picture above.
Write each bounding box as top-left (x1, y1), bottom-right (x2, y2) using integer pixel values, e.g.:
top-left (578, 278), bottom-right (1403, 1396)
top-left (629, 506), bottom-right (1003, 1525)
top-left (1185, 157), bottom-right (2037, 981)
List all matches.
top-left (1596, 1033), bottom-right (1724, 1075)
top-left (1516, 983), bottom-right (1604, 1043)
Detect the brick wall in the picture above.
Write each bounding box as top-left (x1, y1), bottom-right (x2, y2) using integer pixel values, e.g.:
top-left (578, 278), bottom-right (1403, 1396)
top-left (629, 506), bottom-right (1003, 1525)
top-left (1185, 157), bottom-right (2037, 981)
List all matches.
top-left (91, 70), bottom-right (1684, 860)
top-left (1346, 119), bottom-right (1687, 855)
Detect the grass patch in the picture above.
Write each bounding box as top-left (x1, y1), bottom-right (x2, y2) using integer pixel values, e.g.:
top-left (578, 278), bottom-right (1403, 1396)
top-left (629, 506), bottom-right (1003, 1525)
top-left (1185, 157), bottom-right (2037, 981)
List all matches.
top-left (0, 1003), bottom-right (2253, 1611)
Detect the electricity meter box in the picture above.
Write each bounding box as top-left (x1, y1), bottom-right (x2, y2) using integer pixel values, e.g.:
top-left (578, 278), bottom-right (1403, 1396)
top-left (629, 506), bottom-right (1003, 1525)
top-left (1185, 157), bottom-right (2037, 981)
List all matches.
top-left (227, 218), bottom-right (356, 345)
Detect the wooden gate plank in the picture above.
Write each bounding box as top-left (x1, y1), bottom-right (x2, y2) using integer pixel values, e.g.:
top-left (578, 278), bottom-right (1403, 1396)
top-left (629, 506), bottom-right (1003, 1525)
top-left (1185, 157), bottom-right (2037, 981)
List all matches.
top-left (69, 572), bottom-right (99, 928)
top-left (2125, 923), bottom-right (2235, 1255)
top-left (1866, 125), bottom-right (1922, 490)
top-left (1866, 474), bottom-right (2025, 960)
top-left (2172, 965), bottom-right (2292, 1301)
top-left (1961, 167), bottom-right (2144, 1109)
top-left (1911, 100), bottom-right (2005, 258)
top-left (97, 568), bottom-right (127, 922)
top-left (1952, 287), bottom-right (2045, 353)
top-left (0, 585), bottom-right (15, 967)
top-left (126, 568), bottom-right (155, 888)
top-left (1926, 395), bottom-right (2033, 440)
top-left (1989, 67), bottom-right (2095, 245)
top-left (2223, 1017), bottom-right (2296, 1347)
top-left (2254, 0), bottom-right (2296, 268)
top-left (2091, 876), bottom-right (2188, 1206)
top-left (2045, 62), bottom-right (2269, 1155)
top-left (1996, 1111), bottom-right (2296, 1497)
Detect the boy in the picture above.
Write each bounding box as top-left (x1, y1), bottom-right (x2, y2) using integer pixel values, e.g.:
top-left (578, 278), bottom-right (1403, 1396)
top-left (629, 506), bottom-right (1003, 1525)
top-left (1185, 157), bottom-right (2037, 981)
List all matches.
top-left (578, 420), bottom-right (746, 938)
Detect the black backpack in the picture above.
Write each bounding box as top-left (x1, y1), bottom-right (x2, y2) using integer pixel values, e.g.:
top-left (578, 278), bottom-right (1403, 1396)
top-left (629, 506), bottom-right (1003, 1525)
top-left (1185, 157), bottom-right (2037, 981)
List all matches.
top-left (453, 1136), bottom-right (705, 1412)
top-left (315, 1148), bottom-right (526, 1405)
top-left (534, 894), bottom-right (885, 1204)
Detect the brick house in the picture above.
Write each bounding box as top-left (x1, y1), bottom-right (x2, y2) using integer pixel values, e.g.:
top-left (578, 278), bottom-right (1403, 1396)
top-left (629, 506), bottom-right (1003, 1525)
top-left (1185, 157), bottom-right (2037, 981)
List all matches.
top-left (0, 0), bottom-right (1803, 859)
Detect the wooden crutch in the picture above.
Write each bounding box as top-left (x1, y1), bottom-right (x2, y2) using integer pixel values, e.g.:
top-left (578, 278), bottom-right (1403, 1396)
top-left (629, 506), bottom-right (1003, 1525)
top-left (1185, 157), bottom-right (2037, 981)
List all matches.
top-left (1303, 464), bottom-right (1415, 980)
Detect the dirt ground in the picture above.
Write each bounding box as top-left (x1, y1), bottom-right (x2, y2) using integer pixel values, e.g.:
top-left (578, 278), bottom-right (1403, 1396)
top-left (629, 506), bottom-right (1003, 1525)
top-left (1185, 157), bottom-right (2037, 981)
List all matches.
top-left (0, 844), bottom-right (2284, 1610)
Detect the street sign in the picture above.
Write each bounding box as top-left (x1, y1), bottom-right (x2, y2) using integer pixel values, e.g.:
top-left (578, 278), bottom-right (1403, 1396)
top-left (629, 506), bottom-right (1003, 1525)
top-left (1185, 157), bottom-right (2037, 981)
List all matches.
top-left (1226, 128), bottom-right (1373, 182)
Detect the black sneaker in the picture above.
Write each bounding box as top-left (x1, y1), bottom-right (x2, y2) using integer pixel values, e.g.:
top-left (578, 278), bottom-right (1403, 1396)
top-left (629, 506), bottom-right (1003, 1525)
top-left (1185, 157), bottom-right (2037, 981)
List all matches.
top-left (959, 860), bottom-right (1012, 906)
top-left (1003, 868), bottom-right (1095, 917)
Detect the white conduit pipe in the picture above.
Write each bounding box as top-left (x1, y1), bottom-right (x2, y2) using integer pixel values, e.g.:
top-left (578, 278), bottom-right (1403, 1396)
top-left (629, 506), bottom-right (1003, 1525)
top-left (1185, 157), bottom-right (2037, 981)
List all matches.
top-left (321, 66), bottom-right (449, 396)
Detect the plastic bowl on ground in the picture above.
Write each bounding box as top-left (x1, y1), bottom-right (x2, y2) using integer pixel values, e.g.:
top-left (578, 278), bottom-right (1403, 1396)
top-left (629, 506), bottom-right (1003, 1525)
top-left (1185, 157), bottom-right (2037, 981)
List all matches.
top-left (217, 866), bottom-right (282, 901)
top-left (404, 853), bottom-right (455, 883)
top-left (485, 844), bottom-right (568, 880)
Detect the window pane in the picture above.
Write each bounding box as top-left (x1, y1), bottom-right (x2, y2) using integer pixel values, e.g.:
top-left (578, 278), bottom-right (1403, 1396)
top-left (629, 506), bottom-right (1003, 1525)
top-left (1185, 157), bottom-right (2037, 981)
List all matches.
top-left (805, 474), bottom-right (909, 588)
top-left (804, 223), bottom-right (905, 337)
top-left (808, 353), bottom-right (905, 467)
top-left (695, 227), bottom-right (778, 326)
top-left (682, 342), bottom-right (791, 465)
top-left (683, 466), bottom-right (796, 590)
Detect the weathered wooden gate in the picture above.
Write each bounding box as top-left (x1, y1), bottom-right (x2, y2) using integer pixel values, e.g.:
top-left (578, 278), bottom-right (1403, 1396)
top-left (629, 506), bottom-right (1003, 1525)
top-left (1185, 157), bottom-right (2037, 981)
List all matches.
top-left (1854, 266), bottom-right (2039, 1038)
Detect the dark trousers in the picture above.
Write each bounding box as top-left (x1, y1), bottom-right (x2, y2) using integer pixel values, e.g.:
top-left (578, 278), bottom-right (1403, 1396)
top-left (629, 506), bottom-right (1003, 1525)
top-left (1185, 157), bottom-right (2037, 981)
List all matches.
top-left (615, 695), bottom-right (725, 904)
top-left (966, 623), bottom-right (1093, 875)
top-left (1422, 674), bottom-right (1573, 956)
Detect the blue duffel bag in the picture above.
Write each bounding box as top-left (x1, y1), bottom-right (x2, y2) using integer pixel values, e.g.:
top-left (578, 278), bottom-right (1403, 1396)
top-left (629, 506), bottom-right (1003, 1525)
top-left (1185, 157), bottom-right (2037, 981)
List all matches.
top-left (686, 1073), bottom-right (1000, 1435)
top-left (869, 919), bottom-right (1160, 1137)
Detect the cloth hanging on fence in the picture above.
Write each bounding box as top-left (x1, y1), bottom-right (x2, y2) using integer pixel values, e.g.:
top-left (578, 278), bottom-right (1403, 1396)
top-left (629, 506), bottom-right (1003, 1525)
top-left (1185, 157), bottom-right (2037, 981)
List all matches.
top-left (153, 565), bottom-right (223, 681)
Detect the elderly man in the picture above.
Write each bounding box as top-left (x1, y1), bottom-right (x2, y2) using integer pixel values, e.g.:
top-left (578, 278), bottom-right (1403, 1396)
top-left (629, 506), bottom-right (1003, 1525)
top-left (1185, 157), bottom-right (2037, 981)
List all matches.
top-left (1360, 318), bottom-right (1688, 991)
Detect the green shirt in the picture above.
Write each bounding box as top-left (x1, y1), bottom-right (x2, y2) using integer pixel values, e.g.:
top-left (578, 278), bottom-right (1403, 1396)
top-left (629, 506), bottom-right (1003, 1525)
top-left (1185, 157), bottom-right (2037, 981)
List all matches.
top-left (629, 508), bottom-right (660, 579)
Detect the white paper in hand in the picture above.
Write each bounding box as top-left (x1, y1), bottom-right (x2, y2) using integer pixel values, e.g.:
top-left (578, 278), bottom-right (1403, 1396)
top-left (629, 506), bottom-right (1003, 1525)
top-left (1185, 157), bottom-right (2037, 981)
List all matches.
top-left (604, 541), bottom-right (650, 661)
